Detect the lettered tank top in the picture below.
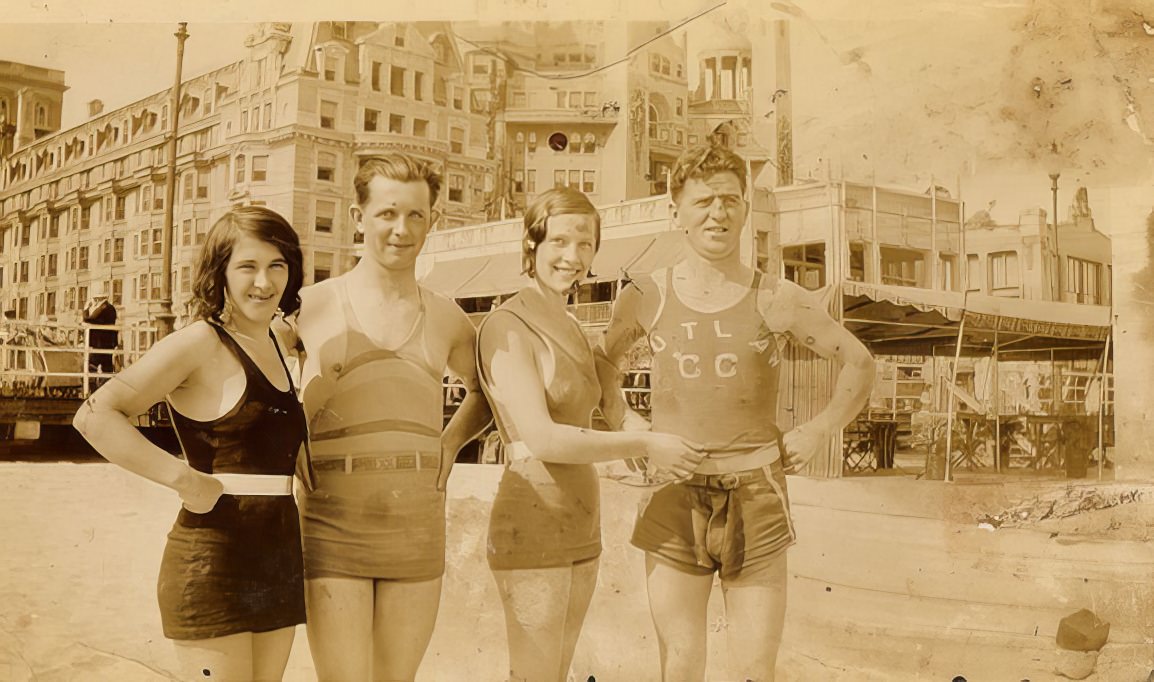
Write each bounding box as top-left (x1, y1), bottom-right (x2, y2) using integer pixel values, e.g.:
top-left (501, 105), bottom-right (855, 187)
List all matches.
top-left (647, 268), bottom-right (786, 458)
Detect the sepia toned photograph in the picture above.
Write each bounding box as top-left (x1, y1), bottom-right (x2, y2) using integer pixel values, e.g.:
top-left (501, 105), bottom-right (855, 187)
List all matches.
top-left (1, 1), bottom-right (1153, 680)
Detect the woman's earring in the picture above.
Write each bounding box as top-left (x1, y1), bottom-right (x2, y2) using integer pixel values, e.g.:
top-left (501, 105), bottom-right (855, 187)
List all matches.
top-left (221, 297), bottom-right (235, 326)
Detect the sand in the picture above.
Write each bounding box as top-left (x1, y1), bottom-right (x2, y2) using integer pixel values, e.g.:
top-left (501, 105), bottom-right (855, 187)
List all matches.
top-left (2, 462), bottom-right (1154, 681)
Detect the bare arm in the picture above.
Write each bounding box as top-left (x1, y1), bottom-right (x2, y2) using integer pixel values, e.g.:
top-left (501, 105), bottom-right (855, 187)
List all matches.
top-left (761, 281), bottom-right (875, 470)
top-left (482, 312), bottom-right (701, 470)
top-left (438, 313), bottom-right (494, 489)
top-left (594, 282), bottom-right (650, 432)
top-left (72, 322), bottom-right (223, 511)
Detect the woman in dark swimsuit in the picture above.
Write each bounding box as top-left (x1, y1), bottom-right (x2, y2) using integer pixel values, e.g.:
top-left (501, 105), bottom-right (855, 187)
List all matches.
top-left (73, 206), bottom-right (308, 682)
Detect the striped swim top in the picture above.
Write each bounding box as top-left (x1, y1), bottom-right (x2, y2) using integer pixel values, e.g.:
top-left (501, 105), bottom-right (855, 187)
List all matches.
top-left (309, 279), bottom-right (443, 460)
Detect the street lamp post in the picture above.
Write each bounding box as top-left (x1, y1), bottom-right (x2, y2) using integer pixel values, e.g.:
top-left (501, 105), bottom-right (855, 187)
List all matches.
top-left (1050, 172), bottom-right (1061, 301)
top-left (157, 22), bottom-right (189, 339)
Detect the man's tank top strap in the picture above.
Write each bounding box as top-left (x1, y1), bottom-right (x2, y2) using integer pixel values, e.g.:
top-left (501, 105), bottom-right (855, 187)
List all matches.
top-left (332, 277), bottom-right (439, 383)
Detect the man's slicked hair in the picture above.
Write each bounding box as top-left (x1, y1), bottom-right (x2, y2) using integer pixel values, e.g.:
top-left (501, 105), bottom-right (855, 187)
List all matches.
top-left (354, 153), bottom-right (442, 207)
top-left (668, 144), bottom-right (748, 202)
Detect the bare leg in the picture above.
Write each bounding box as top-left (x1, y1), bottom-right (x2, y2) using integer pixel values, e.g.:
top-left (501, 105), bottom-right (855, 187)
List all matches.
top-left (557, 558), bottom-right (600, 680)
top-left (493, 565), bottom-right (582, 682)
top-left (173, 633), bottom-right (253, 682)
top-left (722, 552), bottom-right (789, 682)
top-left (371, 577), bottom-right (444, 682)
top-left (644, 553), bottom-right (714, 682)
top-left (305, 576), bottom-right (374, 681)
top-left (250, 627), bottom-right (297, 682)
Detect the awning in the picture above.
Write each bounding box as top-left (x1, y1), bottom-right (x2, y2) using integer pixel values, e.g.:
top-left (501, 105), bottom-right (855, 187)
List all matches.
top-left (421, 232), bottom-right (682, 299)
top-left (419, 257), bottom-right (490, 297)
top-left (623, 231), bottom-right (686, 277)
top-left (842, 281), bottom-right (1112, 357)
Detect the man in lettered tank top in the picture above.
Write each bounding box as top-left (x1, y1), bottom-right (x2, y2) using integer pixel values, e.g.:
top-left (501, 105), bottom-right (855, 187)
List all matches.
top-left (292, 153), bottom-right (492, 682)
top-left (595, 144), bottom-right (876, 682)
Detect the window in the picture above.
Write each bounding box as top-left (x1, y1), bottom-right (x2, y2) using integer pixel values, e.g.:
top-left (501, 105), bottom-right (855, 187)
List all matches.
top-left (181, 266), bottom-right (192, 294)
top-left (104, 196), bottom-right (114, 224)
top-left (782, 243), bottom-right (826, 290)
top-left (196, 218), bottom-right (208, 245)
top-left (320, 100), bottom-right (337, 129)
top-left (114, 237), bottom-right (124, 262)
top-left (47, 253), bottom-right (57, 276)
top-left (582, 170), bottom-right (596, 193)
top-left (20, 261), bottom-right (29, 282)
top-left (514, 170), bottom-right (525, 193)
top-left (881, 247), bottom-right (928, 288)
top-left (939, 254), bottom-right (958, 291)
top-left (394, 28), bottom-right (405, 47)
top-left (583, 133), bottom-right (596, 154)
top-left (414, 72), bottom-right (424, 101)
top-left (966, 254), bottom-right (981, 291)
top-left (36, 103), bottom-right (48, 127)
top-left (472, 57), bottom-right (490, 76)
top-left (676, 98), bottom-right (684, 116)
top-left (138, 274), bottom-right (148, 302)
top-left (152, 228), bottom-right (162, 255)
top-left (264, 103), bottom-right (272, 129)
top-left (315, 200), bottom-right (335, 233)
top-left (242, 107), bottom-right (250, 132)
top-left (568, 92), bottom-right (581, 109)
top-left (235, 155), bottom-right (246, 184)
top-left (450, 128), bottom-right (464, 154)
top-left (111, 279), bottom-right (123, 306)
top-left (317, 152), bottom-right (336, 182)
top-left (197, 172), bottom-right (209, 199)
top-left (252, 156), bottom-right (268, 182)
top-left (583, 92), bottom-right (596, 108)
top-left (553, 170), bottom-right (565, 188)
top-left (389, 114), bottom-right (404, 134)
top-left (568, 170), bottom-right (580, 187)
top-left (183, 172), bottom-right (194, 201)
top-left (849, 242), bottom-right (865, 282)
top-left (1067, 257), bottom-right (1103, 304)
top-left (182, 219), bottom-right (193, 246)
top-left (528, 132), bottom-right (537, 152)
top-left (49, 214), bottom-right (59, 239)
top-left (390, 66), bottom-right (406, 97)
top-left (371, 62), bottom-right (382, 91)
top-left (314, 251), bottom-right (334, 282)
top-left (45, 291), bottom-right (56, 316)
top-left (988, 250), bottom-right (1020, 294)
top-left (448, 175), bottom-right (464, 203)
top-left (526, 169), bottom-right (536, 193)
top-left (452, 87), bottom-right (463, 110)
top-left (151, 273), bottom-right (162, 300)
top-left (78, 246), bottom-right (89, 271)
top-left (413, 119), bottom-right (428, 138)
top-left (364, 108), bottom-right (379, 132)
top-left (569, 130), bottom-right (581, 154)
top-left (332, 21), bottom-right (348, 40)
top-left (152, 183), bottom-right (164, 211)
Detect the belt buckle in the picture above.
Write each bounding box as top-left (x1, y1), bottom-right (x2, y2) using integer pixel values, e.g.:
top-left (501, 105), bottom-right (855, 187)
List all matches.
top-left (716, 473), bottom-right (741, 491)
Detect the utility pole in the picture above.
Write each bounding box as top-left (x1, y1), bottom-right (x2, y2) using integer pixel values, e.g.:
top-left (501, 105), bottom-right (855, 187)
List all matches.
top-left (157, 22), bottom-right (189, 339)
top-left (1050, 172), bottom-right (1061, 302)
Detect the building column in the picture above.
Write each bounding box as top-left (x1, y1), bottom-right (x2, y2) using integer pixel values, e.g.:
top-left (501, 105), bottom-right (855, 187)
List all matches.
top-left (745, 5), bottom-right (793, 188)
top-left (14, 87), bottom-right (32, 150)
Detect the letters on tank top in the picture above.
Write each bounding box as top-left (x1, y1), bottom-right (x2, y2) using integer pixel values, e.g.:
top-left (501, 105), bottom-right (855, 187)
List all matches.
top-left (646, 269), bottom-right (788, 457)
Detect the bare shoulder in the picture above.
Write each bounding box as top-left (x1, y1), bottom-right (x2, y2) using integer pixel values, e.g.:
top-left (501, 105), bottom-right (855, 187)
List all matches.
top-left (757, 276), bottom-right (819, 328)
top-left (297, 278), bottom-right (341, 316)
top-left (424, 287), bottom-right (475, 338)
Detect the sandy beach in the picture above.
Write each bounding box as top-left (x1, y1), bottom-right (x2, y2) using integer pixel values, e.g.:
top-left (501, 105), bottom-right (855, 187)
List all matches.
top-left (2, 461), bottom-right (1153, 681)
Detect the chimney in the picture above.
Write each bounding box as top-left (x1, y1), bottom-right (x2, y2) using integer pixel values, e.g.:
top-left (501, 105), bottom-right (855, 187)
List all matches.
top-left (87, 99), bottom-right (104, 117)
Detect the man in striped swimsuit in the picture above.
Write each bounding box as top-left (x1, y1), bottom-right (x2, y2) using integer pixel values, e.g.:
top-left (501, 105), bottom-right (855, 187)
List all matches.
top-left (595, 144), bottom-right (875, 681)
top-left (295, 154), bottom-right (492, 681)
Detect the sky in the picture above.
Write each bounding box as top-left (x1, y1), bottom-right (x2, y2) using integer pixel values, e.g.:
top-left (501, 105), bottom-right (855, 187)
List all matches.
top-left (0, 23), bottom-right (251, 131)
top-left (0, 9), bottom-right (1141, 232)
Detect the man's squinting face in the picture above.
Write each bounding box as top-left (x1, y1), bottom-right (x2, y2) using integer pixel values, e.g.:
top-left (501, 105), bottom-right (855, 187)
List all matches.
top-left (673, 172), bottom-right (748, 261)
top-left (354, 176), bottom-right (433, 271)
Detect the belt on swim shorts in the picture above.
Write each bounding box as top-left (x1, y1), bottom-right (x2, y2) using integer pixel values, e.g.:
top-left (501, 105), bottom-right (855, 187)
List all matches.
top-left (212, 473), bottom-right (294, 496)
top-left (683, 461), bottom-right (784, 491)
top-left (312, 451), bottom-right (441, 474)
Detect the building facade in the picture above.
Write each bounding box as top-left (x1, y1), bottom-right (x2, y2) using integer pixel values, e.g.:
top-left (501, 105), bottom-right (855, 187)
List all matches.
top-left (0, 22), bottom-right (498, 339)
